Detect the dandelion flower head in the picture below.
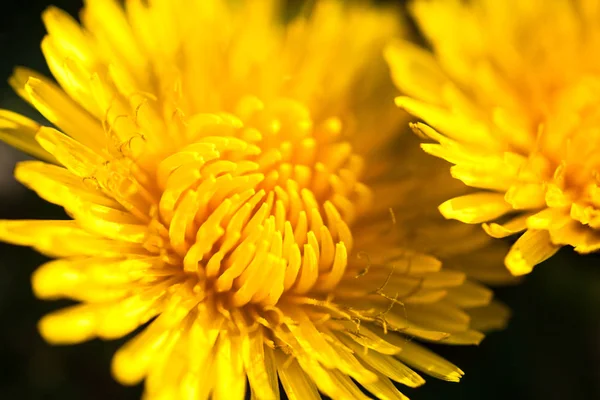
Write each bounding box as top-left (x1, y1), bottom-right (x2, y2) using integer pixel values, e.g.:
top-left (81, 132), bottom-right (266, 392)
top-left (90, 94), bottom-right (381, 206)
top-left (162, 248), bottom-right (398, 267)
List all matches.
top-left (0, 0), bottom-right (509, 398)
top-left (387, 0), bottom-right (600, 275)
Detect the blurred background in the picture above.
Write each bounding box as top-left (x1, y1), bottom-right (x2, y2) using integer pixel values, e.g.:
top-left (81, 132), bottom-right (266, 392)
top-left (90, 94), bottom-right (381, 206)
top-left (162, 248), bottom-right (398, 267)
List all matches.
top-left (0, 0), bottom-right (599, 399)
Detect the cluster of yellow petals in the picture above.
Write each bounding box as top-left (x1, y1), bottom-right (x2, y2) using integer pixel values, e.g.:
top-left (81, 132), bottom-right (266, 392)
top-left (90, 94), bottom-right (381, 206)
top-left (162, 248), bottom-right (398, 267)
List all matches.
top-left (387, 0), bottom-right (600, 275)
top-left (0, 0), bottom-right (512, 399)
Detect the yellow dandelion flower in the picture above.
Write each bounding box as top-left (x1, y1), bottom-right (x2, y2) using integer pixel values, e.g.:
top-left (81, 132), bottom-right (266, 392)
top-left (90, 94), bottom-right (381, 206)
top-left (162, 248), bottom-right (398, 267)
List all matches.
top-left (0, 0), bottom-right (510, 399)
top-left (387, 0), bottom-right (600, 276)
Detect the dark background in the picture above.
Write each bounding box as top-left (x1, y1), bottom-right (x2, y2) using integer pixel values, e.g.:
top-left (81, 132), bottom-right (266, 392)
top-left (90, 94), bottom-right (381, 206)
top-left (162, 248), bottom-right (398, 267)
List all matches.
top-left (0, 1), bottom-right (599, 399)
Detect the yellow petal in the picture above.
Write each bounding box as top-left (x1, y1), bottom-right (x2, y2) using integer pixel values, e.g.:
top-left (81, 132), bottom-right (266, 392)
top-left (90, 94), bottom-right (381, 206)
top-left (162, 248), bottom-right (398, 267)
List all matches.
top-left (41, 36), bottom-right (102, 118)
top-left (450, 164), bottom-right (514, 191)
top-left (10, 68), bottom-right (105, 151)
top-left (31, 257), bottom-right (160, 301)
top-left (35, 126), bottom-right (106, 177)
top-left (242, 329), bottom-right (278, 400)
top-left (213, 335), bottom-right (247, 400)
top-left (505, 229), bottom-right (560, 275)
top-left (296, 357), bottom-right (364, 400)
top-left (326, 370), bottom-right (372, 400)
top-left (504, 183), bottom-right (546, 210)
top-left (482, 213), bottom-right (531, 238)
top-left (526, 207), bottom-right (571, 230)
top-left (42, 6), bottom-right (97, 66)
top-left (15, 161), bottom-right (116, 208)
top-left (396, 97), bottom-right (500, 149)
top-left (38, 304), bottom-right (97, 344)
top-left (0, 219), bottom-right (144, 258)
top-left (338, 322), bottom-right (402, 356)
top-left (112, 323), bottom-right (173, 385)
top-left (438, 330), bottom-right (485, 345)
top-left (81, 0), bottom-right (150, 83)
top-left (385, 40), bottom-right (448, 106)
top-left (444, 280), bottom-right (493, 308)
top-left (275, 352), bottom-right (320, 400)
top-left (359, 370), bottom-right (410, 400)
top-left (15, 161), bottom-right (147, 242)
top-left (439, 192), bottom-right (513, 224)
top-left (346, 337), bottom-right (424, 388)
top-left (466, 301), bottom-right (511, 332)
top-left (396, 341), bottom-right (464, 382)
top-left (548, 219), bottom-right (600, 254)
top-left (0, 110), bottom-right (54, 162)
top-left (444, 245), bottom-right (519, 285)
top-left (404, 302), bottom-right (470, 333)
top-left (40, 292), bottom-right (164, 344)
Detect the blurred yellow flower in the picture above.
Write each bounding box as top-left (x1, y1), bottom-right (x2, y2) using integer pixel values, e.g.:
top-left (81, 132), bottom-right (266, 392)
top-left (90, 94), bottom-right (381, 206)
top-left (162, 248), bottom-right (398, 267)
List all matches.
top-left (387, 0), bottom-right (600, 275)
top-left (0, 0), bottom-right (510, 399)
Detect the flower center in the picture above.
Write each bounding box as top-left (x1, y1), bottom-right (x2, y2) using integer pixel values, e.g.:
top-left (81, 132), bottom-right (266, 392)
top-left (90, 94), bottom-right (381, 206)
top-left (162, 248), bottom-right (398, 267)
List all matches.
top-left (143, 98), bottom-right (372, 309)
